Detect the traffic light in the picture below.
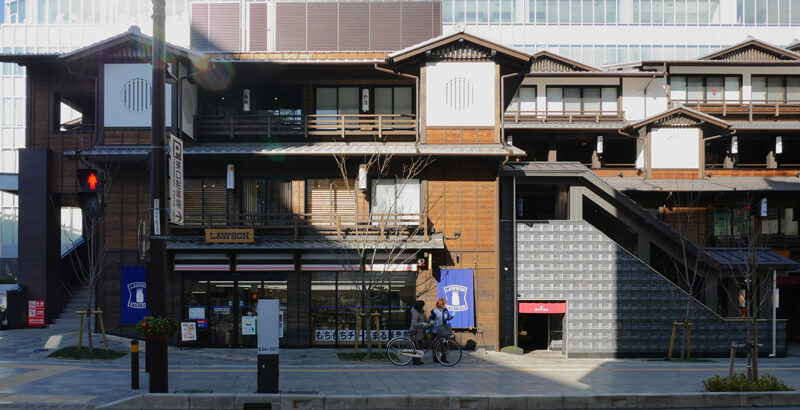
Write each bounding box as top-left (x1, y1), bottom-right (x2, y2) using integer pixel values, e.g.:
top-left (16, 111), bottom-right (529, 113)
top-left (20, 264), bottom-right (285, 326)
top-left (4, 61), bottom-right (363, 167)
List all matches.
top-left (77, 169), bottom-right (103, 217)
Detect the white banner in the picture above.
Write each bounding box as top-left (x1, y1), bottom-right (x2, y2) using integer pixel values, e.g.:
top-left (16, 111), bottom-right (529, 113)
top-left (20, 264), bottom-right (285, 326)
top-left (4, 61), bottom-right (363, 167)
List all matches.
top-left (169, 134), bottom-right (184, 225)
top-left (314, 329), bottom-right (408, 342)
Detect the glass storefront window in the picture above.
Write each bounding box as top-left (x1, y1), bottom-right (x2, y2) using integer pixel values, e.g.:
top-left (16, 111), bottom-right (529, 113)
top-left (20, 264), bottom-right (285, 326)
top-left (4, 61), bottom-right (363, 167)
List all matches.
top-left (311, 272), bottom-right (337, 344)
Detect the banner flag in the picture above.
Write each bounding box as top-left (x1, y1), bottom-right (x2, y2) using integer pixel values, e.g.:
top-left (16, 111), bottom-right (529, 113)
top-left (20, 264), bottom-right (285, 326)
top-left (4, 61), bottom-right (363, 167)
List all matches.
top-left (437, 269), bottom-right (475, 329)
top-left (121, 266), bottom-right (149, 325)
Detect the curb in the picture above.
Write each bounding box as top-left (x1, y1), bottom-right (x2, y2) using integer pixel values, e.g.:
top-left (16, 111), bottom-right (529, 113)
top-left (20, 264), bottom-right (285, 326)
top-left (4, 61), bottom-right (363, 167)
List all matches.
top-left (97, 391), bottom-right (800, 409)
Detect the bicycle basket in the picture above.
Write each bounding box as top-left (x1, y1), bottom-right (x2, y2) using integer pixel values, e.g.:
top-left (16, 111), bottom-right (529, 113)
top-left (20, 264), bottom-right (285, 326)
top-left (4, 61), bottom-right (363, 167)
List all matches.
top-left (438, 324), bottom-right (452, 338)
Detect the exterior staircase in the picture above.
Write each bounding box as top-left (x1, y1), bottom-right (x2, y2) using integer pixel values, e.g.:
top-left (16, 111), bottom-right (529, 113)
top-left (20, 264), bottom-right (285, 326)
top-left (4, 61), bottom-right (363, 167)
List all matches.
top-left (48, 286), bottom-right (91, 331)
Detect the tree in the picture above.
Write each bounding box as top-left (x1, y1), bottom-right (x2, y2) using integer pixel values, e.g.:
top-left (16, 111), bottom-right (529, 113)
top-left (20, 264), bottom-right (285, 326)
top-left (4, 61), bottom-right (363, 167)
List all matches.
top-left (62, 163), bottom-right (117, 352)
top-left (713, 195), bottom-right (773, 382)
top-left (661, 190), bottom-right (714, 359)
top-left (332, 150), bottom-right (436, 355)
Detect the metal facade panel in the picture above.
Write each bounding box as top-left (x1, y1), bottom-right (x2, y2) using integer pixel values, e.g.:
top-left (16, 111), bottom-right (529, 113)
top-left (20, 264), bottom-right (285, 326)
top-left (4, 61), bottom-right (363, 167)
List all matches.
top-left (190, 3), bottom-right (209, 51)
top-left (369, 2), bottom-right (402, 51)
top-left (249, 3), bottom-right (268, 52)
top-left (401, 2), bottom-right (434, 49)
top-left (307, 3), bottom-right (338, 51)
top-left (209, 3), bottom-right (241, 52)
top-left (338, 3), bottom-right (369, 51)
top-left (432, 1), bottom-right (441, 36)
top-left (276, 3), bottom-right (307, 51)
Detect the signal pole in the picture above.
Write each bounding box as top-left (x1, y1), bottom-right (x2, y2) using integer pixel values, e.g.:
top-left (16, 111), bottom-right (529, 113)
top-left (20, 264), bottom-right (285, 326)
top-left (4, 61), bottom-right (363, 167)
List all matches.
top-left (147, 0), bottom-right (169, 393)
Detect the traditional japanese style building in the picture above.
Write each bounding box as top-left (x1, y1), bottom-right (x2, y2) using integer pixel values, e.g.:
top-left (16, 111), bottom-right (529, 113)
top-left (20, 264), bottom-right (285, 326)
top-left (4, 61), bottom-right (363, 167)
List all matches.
top-left (3, 28), bottom-right (799, 356)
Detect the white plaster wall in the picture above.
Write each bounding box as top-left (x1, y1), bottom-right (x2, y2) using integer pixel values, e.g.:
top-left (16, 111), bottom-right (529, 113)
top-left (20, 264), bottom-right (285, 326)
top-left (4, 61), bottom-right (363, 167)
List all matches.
top-left (622, 77), bottom-right (668, 121)
top-left (104, 63), bottom-right (172, 128)
top-left (426, 62), bottom-right (495, 127)
top-left (650, 127), bottom-right (700, 169)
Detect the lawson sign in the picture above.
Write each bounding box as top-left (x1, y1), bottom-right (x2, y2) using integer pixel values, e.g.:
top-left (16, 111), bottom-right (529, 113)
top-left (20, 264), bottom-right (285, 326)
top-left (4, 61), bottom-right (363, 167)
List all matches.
top-left (438, 269), bottom-right (475, 329)
top-left (205, 229), bottom-right (254, 243)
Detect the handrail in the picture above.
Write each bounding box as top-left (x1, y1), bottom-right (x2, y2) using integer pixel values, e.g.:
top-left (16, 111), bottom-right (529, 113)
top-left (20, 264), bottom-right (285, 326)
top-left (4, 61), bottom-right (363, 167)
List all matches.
top-left (503, 110), bottom-right (625, 122)
top-left (177, 212), bottom-right (427, 232)
top-left (195, 113), bottom-right (416, 139)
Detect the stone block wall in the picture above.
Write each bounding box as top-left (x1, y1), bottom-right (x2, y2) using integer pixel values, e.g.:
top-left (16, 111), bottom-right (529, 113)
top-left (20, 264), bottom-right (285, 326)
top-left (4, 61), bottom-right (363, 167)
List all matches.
top-left (515, 220), bottom-right (786, 357)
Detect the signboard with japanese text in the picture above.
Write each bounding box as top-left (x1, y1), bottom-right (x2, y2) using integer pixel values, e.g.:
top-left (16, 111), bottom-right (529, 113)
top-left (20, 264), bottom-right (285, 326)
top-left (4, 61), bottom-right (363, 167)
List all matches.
top-left (169, 134), bottom-right (184, 225)
top-left (205, 229), bottom-right (254, 243)
top-left (257, 299), bottom-right (279, 355)
top-left (242, 316), bottom-right (257, 335)
top-left (438, 269), bottom-right (475, 329)
top-left (181, 322), bottom-right (197, 341)
top-left (28, 300), bottom-right (45, 327)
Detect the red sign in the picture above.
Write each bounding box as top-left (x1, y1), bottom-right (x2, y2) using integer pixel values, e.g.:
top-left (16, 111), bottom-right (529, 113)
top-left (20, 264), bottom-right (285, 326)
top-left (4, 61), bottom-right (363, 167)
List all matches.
top-left (88, 173), bottom-right (98, 190)
top-left (28, 300), bottom-right (45, 326)
top-left (519, 302), bottom-right (566, 314)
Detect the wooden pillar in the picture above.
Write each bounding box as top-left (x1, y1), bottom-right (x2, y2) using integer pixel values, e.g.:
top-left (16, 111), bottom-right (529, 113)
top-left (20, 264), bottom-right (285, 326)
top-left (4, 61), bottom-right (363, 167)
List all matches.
top-left (547, 138), bottom-right (557, 162)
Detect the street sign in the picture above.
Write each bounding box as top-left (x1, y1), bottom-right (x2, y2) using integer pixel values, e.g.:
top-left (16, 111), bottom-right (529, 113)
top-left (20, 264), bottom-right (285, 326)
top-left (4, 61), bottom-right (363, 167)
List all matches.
top-left (169, 135), bottom-right (184, 225)
top-left (257, 299), bottom-right (279, 355)
top-left (28, 300), bottom-right (45, 327)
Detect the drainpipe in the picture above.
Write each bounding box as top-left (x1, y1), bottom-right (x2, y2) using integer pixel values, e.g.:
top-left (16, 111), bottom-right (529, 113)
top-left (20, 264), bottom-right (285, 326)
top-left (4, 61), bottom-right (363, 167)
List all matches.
top-left (500, 72), bottom-right (524, 147)
top-left (512, 174), bottom-right (518, 348)
top-left (373, 64), bottom-right (419, 142)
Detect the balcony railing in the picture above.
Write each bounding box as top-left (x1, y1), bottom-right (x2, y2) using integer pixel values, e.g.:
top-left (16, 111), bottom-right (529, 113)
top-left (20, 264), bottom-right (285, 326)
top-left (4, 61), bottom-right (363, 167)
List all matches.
top-left (195, 113), bottom-right (417, 141)
top-left (504, 110), bottom-right (625, 123)
top-left (674, 99), bottom-right (800, 119)
top-left (176, 212), bottom-right (429, 240)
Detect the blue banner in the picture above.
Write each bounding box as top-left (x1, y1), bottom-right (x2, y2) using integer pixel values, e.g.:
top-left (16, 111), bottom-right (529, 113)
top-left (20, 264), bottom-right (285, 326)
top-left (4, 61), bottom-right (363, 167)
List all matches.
top-left (120, 266), bottom-right (149, 325)
top-left (437, 269), bottom-right (475, 329)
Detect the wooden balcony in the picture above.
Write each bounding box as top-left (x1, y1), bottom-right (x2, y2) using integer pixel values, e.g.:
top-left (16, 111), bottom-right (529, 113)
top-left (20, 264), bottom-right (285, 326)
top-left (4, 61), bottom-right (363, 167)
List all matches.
top-left (503, 110), bottom-right (625, 123)
top-left (175, 212), bottom-right (429, 240)
top-left (675, 100), bottom-right (800, 120)
top-left (195, 113), bottom-right (417, 141)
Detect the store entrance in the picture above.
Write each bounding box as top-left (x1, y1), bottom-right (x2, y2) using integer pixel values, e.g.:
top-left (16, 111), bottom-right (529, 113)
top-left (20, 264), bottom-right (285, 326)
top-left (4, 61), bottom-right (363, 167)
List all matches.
top-left (518, 301), bottom-right (566, 353)
top-left (182, 275), bottom-right (288, 347)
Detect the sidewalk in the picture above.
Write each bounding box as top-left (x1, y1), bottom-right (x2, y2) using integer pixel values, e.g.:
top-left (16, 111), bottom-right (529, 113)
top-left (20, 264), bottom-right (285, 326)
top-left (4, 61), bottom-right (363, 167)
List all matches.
top-left (3, 325), bottom-right (800, 409)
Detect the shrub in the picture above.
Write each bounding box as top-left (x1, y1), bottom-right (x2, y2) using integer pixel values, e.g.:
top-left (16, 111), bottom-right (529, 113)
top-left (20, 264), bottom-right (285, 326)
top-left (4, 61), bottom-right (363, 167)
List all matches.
top-left (703, 373), bottom-right (794, 392)
top-left (136, 316), bottom-right (178, 340)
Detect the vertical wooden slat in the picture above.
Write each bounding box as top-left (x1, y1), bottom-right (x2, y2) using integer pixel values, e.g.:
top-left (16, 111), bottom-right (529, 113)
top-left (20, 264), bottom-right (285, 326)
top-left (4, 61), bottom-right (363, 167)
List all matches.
top-left (276, 3), bottom-right (307, 51)
top-left (308, 3), bottom-right (338, 51)
top-left (209, 3), bottom-right (241, 52)
top-left (369, 3), bottom-right (402, 51)
top-left (249, 3), bottom-right (268, 52)
top-left (190, 3), bottom-right (210, 51)
top-left (338, 3), bottom-right (369, 51)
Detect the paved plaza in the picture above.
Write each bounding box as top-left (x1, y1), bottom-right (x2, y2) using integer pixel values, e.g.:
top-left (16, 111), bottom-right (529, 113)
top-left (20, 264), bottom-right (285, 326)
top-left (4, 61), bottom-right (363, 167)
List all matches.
top-left (3, 326), bottom-right (800, 408)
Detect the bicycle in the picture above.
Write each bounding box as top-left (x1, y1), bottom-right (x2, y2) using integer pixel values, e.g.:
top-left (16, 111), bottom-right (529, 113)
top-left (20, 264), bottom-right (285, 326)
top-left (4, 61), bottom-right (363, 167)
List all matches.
top-left (386, 323), bottom-right (462, 366)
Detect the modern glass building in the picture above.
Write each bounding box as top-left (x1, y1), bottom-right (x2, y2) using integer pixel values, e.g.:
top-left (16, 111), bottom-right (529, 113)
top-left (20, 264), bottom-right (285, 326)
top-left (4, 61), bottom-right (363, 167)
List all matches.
top-left (442, 0), bottom-right (800, 66)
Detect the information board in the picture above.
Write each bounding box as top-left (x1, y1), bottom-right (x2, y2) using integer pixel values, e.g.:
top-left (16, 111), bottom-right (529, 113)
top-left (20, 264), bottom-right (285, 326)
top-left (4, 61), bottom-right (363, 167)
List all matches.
top-left (181, 322), bottom-right (197, 341)
top-left (28, 300), bottom-right (45, 327)
top-left (257, 299), bottom-right (279, 355)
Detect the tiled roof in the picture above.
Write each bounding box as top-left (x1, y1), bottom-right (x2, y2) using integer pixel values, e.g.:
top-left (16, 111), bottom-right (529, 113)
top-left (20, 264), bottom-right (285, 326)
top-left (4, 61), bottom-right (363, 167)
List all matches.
top-left (183, 142), bottom-right (524, 157)
top-left (603, 177), bottom-right (800, 192)
top-left (167, 234), bottom-right (445, 250)
top-left (701, 247), bottom-right (799, 270)
top-left (204, 51), bottom-right (390, 63)
top-left (68, 143), bottom-right (523, 158)
top-left (504, 121), bottom-right (629, 130)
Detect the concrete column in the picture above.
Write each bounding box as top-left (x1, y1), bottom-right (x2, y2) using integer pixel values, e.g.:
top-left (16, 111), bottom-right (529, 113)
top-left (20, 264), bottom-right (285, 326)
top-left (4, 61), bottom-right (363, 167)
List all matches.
top-left (705, 275), bottom-right (719, 313)
top-left (767, 150), bottom-right (777, 169)
top-left (555, 186), bottom-right (568, 219)
top-left (591, 149), bottom-right (601, 169)
top-left (568, 186), bottom-right (583, 220)
top-left (636, 230), bottom-right (651, 265)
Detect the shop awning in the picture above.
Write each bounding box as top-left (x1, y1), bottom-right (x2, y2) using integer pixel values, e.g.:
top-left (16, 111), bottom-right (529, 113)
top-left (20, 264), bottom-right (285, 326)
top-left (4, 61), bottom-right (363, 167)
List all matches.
top-left (519, 302), bottom-right (566, 314)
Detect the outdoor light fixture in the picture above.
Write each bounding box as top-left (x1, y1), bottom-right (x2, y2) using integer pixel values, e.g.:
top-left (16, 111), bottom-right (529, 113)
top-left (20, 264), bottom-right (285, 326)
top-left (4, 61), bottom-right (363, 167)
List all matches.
top-left (357, 164), bottom-right (368, 190)
top-left (731, 136), bottom-right (738, 154)
top-left (776, 136), bottom-right (783, 154)
top-left (738, 289), bottom-right (746, 308)
top-left (596, 135), bottom-right (603, 154)
top-left (507, 134), bottom-right (513, 146)
top-left (227, 164), bottom-right (235, 190)
top-left (243, 89), bottom-right (250, 112)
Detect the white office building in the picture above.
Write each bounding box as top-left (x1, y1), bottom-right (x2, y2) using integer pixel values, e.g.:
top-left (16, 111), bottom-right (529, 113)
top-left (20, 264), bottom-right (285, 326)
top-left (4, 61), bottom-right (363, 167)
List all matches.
top-left (442, 0), bottom-right (800, 66)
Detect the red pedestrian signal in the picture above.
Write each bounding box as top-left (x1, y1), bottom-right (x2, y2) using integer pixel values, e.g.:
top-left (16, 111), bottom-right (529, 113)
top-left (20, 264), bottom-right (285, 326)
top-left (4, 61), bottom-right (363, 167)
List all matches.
top-left (88, 172), bottom-right (98, 190)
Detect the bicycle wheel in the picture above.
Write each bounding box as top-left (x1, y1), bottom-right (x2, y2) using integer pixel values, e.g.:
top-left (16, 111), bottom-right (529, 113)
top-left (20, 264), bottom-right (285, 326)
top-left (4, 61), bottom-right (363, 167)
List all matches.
top-left (433, 338), bottom-right (462, 366)
top-left (386, 337), bottom-right (415, 366)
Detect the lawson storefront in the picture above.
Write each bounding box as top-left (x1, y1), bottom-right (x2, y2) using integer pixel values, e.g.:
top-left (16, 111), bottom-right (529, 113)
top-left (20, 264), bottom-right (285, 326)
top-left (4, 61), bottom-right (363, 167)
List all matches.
top-left (163, 249), bottom-right (427, 348)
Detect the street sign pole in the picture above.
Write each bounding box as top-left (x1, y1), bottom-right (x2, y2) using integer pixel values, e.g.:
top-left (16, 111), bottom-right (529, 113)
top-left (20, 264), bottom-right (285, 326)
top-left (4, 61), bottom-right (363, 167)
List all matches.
top-left (147, 0), bottom-right (169, 393)
top-left (257, 300), bottom-right (280, 393)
